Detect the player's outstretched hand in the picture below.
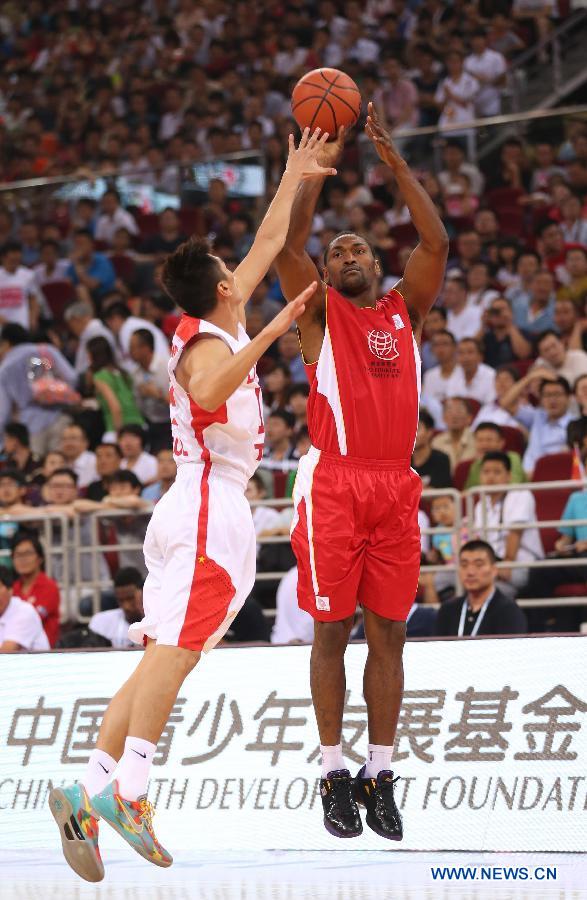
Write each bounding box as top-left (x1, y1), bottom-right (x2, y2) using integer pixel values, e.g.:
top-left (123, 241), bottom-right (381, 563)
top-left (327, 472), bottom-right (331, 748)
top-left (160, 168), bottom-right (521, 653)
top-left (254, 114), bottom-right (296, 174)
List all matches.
top-left (365, 102), bottom-right (406, 173)
top-left (265, 281), bottom-right (317, 338)
top-left (286, 128), bottom-right (337, 181)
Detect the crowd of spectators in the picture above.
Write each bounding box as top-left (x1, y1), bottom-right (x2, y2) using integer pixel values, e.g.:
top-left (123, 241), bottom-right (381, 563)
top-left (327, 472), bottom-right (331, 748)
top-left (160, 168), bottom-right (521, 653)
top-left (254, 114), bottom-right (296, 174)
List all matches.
top-left (0, 1), bottom-right (586, 652)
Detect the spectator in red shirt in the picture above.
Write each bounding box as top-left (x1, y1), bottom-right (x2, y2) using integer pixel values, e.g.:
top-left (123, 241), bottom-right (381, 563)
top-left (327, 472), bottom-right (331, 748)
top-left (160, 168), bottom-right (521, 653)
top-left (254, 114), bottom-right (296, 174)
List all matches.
top-left (11, 533), bottom-right (60, 647)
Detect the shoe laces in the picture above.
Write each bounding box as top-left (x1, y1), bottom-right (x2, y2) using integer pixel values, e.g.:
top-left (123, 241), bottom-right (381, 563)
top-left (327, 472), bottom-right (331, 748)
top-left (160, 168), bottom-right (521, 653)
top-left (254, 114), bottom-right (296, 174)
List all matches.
top-left (138, 798), bottom-right (155, 831)
top-left (330, 775), bottom-right (356, 815)
top-left (378, 775), bottom-right (400, 816)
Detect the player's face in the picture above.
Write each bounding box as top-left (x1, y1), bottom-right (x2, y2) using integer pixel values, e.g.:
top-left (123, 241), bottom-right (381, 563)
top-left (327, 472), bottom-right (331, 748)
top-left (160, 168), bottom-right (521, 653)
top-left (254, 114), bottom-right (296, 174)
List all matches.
top-left (324, 236), bottom-right (379, 297)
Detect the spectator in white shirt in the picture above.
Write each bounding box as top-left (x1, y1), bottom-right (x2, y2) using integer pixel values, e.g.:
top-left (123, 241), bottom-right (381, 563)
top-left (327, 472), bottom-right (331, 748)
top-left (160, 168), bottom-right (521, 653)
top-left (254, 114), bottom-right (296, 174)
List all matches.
top-left (445, 337), bottom-right (497, 404)
top-left (0, 566), bottom-right (50, 652)
top-left (33, 239), bottom-right (70, 288)
top-left (0, 242), bottom-right (41, 331)
top-left (274, 32), bottom-right (307, 76)
top-left (534, 329), bottom-right (587, 387)
top-left (94, 190), bottom-right (139, 247)
top-left (118, 424), bottom-right (158, 485)
top-left (271, 566), bottom-right (315, 644)
top-left (473, 451), bottom-right (543, 591)
top-left (444, 276), bottom-right (483, 341)
top-left (103, 301), bottom-right (169, 368)
top-left (466, 261), bottom-right (500, 311)
top-left (64, 301), bottom-right (116, 375)
top-left (464, 30), bottom-right (507, 118)
top-left (422, 328), bottom-right (460, 406)
top-left (128, 328), bottom-right (171, 452)
top-left (89, 566), bottom-right (144, 649)
top-left (158, 86), bottom-right (184, 141)
top-left (438, 140), bottom-right (485, 197)
top-left (245, 473), bottom-right (282, 556)
top-left (59, 424), bottom-right (97, 489)
top-left (559, 195), bottom-right (587, 247)
top-left (435, 51), bottom-right (479, 142)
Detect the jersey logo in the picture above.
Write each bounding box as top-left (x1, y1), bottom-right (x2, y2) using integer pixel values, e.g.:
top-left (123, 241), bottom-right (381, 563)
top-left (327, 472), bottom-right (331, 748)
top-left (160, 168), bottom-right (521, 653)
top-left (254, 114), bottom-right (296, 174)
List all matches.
top-left (316, 595), bottom-right (330, 612)
top-left (392, 313), bottom-right (405, 330)
top-left (367, 329), bottom-right (399, 361)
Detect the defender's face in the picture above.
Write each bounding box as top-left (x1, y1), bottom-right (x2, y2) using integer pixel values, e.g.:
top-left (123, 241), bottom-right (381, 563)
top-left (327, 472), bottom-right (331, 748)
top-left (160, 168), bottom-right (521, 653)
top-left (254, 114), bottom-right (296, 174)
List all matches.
top-left (217, 257), bottom-right (242, 306)
top-left (323, 236), bottom-right (379, 297)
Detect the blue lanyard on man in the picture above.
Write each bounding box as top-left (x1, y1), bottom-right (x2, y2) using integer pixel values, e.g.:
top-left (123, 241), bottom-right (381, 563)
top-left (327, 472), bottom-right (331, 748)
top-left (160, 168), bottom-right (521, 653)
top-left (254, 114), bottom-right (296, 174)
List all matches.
top-left (458, 590), bottom-right (494, 637)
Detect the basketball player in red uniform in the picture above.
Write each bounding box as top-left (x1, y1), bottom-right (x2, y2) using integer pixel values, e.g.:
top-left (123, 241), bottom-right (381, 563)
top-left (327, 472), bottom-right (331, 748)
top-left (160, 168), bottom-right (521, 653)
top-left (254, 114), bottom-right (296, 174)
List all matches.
top-left (275, 104), bottom-right (448, 839)
top-left (48, 129), bottom-right (336, 882)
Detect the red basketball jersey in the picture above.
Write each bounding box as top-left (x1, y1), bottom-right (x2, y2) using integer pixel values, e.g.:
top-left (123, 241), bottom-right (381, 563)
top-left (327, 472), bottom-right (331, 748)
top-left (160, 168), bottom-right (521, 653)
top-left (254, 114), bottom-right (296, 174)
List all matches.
top-left (305, 286), bottom-right (421, 460)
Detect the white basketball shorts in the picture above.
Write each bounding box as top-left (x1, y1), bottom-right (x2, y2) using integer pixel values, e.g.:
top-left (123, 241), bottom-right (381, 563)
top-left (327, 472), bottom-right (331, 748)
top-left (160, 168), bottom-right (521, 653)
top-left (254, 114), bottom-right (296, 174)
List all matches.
top-left (129, 462), bottom-right (257, 652)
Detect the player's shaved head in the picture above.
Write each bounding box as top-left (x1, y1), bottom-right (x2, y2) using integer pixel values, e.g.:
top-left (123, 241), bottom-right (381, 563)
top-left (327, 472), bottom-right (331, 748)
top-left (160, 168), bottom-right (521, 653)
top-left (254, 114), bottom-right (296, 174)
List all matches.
top-left (324, 232), bottom-right (372, 264)
top-left (323, 232), bottom-right (380, 300)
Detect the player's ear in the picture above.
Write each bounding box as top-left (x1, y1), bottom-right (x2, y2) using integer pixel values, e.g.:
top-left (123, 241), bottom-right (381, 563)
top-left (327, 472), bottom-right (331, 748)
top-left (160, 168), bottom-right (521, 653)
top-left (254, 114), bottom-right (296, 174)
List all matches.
top-left (217, 278), bottom-right (231, 298)
top-left (374, 257), bottom-right (381, 276)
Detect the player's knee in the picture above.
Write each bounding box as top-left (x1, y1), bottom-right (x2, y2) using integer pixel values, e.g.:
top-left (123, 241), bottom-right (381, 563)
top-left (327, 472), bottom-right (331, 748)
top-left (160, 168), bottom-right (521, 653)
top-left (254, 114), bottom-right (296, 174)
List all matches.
top-left (365, 617), bottom-right (406, 657)
top-left (313, 616), bottom-right (354, 654)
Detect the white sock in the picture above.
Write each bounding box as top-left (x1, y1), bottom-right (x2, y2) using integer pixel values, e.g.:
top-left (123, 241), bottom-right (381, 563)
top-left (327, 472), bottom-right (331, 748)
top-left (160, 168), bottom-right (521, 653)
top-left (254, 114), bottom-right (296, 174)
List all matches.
top-left (115, 736), bottom-right (157, 801)
top-left (320, 743), bottom-right (345, 777)
top-left (82, 748), bottom-right (117, 798)
top-left (364, 744), bottom-right (393, 779)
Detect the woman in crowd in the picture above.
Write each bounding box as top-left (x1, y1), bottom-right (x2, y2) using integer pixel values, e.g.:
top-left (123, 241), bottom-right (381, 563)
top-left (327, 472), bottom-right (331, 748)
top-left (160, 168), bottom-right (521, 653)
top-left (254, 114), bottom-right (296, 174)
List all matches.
top-left (86, 337), bottom-right (144, 440)
top-left (11, 533), bottom-right (61, 647)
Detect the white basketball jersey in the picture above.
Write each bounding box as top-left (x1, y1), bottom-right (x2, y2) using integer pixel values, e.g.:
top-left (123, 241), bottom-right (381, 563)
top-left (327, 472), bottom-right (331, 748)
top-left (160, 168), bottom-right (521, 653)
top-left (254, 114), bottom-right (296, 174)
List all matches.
top-left (168, 314), bottom-right (265, 483)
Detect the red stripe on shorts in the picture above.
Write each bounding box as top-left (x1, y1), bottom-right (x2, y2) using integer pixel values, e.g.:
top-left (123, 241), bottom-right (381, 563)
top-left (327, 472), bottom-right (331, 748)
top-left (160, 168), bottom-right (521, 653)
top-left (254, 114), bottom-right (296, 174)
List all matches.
top-left (177, 397), bottom-right (233, 650)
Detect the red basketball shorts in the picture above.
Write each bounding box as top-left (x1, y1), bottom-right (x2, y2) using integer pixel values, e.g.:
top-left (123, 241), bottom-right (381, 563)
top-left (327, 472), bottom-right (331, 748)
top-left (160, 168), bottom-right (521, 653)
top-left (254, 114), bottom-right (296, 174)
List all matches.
top-left (290, 447), bottom-right (422, 622)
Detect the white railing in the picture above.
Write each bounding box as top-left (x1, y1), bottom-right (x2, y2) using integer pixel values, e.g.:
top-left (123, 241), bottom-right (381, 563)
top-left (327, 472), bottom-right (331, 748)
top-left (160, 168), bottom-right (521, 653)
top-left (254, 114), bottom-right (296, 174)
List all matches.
top-left (1, 478), bottom-right (585, 626)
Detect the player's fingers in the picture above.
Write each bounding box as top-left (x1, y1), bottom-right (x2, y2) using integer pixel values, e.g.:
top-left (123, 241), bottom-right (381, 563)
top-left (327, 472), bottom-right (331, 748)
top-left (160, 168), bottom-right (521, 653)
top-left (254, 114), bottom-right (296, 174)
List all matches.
top-left (318, 131), bottom-right (330, 146)
top-left (299, 126), bottom-right (310, 149)
top-left (296, 281), bottom-right (317, 303)
top-left (288, 133), bottom-right (295, 154)
top-left (307, 127), bottom-right (322, 150)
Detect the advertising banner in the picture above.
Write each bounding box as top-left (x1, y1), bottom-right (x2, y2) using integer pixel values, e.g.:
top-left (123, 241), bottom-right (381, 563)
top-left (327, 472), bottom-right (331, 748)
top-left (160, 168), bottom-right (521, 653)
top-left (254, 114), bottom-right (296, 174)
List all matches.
top-left (0, 636), bottom-right (585, 852)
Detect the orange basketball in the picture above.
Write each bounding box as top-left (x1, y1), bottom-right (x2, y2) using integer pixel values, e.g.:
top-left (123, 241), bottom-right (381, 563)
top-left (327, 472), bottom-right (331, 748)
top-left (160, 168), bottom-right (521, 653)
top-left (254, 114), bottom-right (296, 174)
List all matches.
top-left (291, 68), bottom-right (361, 136)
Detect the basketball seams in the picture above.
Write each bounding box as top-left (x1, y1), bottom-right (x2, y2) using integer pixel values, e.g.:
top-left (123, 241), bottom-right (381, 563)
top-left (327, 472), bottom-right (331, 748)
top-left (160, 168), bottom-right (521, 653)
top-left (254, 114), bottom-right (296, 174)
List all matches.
top-left (292, 68), bottom-right (360, 133)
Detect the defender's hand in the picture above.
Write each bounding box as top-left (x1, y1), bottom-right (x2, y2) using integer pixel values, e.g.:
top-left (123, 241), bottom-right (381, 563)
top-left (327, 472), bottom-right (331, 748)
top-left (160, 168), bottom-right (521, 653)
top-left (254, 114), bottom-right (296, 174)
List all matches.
top-left (365, 102), bottom-right (406, 173)
top-left (263, 281), bottom-right (317, 339)
top-left (285, 128), bottom-right (337, 181)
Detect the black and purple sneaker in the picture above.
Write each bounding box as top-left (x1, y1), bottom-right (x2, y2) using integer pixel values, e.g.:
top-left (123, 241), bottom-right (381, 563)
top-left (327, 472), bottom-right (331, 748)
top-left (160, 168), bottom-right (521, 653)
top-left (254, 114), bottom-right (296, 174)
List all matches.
top-left (320, 769), bottom-right (363, 838)
top-left (354, 765), bottom-right (403, 841)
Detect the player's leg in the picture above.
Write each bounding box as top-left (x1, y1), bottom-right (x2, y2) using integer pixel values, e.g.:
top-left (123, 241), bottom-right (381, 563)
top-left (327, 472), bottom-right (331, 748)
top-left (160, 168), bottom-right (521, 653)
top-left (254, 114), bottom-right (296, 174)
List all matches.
top-left (353, 467), bottom-right (421, 840)
top-left (290, 450), bottom-right (363, 837)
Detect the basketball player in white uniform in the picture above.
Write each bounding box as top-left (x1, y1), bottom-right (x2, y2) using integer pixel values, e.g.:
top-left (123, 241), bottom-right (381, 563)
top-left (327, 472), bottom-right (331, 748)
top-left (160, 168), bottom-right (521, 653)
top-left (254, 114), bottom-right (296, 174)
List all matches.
top-left (49, 128), bottom-right (336, 882)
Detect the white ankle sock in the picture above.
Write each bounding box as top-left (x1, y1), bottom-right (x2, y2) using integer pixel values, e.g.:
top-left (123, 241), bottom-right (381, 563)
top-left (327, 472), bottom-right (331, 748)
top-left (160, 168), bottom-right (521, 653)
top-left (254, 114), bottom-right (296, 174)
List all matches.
top-left (364, 744), bottom-right (393, 778)
top-left (82, 748), bottom-right (117, 798)
top-left (320, 744), bottom-right (345, 777)
top-left (115, 736), bottom-right (157, 801)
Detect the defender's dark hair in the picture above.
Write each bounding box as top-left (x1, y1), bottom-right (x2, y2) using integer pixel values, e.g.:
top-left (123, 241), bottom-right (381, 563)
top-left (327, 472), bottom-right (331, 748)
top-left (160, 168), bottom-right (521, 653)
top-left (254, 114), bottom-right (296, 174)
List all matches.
top-left (419, 408), bottom-right (435, 430)
top-left (0, 566), bottom-right (15, 589)
top-left (161, 237), bottom-right (224, 318)
top-left (481, 450), bottom-right (511, 471)
top-left (459, 539), bottom-right (497, 563)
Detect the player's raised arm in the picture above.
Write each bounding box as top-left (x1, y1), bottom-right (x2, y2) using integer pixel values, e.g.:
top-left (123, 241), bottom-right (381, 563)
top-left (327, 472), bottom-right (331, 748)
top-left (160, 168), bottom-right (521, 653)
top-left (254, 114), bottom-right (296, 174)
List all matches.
top-left (365, 102), bottom-right (448, 332)
top-left (184, 282), bottom-right (317, 412)
top-left (274, 127), bottom-right (346, 316)
top-left (233, 129), bottom-right (335, 306)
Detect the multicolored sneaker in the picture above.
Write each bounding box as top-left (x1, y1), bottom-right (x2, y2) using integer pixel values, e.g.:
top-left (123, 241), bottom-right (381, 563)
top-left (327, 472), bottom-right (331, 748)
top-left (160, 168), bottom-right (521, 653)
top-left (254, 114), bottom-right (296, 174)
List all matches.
top-left (91, 780), bottom-right (172, 867)
top-left (48, 783), bottom-right (104, 882)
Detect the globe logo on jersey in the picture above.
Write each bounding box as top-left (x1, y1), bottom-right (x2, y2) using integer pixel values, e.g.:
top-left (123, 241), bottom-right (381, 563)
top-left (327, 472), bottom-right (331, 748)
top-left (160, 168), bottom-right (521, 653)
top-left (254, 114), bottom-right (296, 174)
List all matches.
top-left (367, 329), bottom-right (399, 361)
